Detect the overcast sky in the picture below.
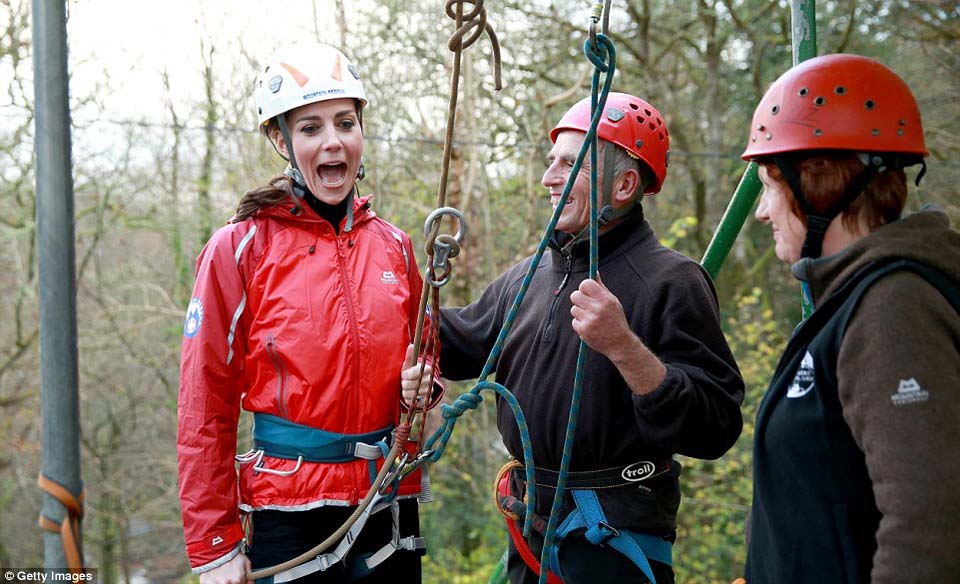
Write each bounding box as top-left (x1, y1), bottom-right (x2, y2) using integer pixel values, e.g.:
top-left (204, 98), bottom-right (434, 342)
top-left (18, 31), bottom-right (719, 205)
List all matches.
top-left (65, 0), bottom-right (341, 123)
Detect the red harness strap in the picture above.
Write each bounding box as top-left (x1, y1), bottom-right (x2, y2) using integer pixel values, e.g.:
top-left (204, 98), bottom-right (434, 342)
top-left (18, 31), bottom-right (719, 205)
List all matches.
top-left (495, 466), bottom-right (562, 584)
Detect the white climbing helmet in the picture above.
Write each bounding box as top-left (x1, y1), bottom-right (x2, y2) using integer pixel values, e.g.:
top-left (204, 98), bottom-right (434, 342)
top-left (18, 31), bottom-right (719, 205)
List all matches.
top-left (254, 43), bottom-right (367, 133)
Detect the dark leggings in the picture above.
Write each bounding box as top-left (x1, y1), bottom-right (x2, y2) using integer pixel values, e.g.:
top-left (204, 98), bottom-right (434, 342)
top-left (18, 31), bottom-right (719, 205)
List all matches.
top-left (507, 526), bottom-right (675, 584)
top-left (249, 498), bottom-right (422, 583)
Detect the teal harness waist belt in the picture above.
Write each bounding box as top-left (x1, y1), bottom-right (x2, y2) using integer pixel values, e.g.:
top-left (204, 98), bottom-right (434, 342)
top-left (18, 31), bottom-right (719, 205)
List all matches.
top-left (253, 413), bottom-right (392, 463)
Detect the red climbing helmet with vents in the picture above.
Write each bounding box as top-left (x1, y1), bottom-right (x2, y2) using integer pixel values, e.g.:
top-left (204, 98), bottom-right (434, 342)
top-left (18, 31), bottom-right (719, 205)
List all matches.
top-left (550, 92), bottom-right (670, 194)
top-left (742, 53), bottom-right (928, 160)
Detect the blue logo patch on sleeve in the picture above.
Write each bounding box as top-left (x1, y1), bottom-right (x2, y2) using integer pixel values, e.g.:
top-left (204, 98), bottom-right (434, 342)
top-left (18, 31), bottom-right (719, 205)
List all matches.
top-left (183, 298), bottom-right (204, 338)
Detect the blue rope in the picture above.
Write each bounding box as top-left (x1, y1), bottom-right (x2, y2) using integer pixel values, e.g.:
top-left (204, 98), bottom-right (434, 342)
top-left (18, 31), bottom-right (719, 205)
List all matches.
top-left (422, 33), bottom-right (616, 553)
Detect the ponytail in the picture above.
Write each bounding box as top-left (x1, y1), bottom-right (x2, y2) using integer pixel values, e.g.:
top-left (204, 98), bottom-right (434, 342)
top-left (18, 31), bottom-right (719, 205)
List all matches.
top-left (232, 175), bottom-right (301, 222)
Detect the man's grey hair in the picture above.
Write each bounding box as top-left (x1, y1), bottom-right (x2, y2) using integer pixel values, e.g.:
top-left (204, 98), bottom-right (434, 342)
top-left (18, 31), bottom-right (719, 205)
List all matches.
top-left (604, 141), bottom-right (654, 199)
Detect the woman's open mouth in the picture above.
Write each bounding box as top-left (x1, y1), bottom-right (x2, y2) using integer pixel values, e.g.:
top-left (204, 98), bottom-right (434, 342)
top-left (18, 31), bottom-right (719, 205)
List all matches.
top-left (318, 162), bottom-right (348, 188)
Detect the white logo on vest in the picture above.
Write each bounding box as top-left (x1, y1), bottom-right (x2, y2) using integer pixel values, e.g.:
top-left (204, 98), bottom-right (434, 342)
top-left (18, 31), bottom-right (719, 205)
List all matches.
top-left (890, 378), bottom-right (930, 406)
top-left (787, 351), bottom-right (816, 398)
top-left (621, 461), bottom-right (657, 482)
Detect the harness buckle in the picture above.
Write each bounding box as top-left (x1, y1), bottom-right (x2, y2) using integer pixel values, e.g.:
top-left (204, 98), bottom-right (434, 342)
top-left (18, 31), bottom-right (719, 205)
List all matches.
top-left (316, 554), bottom-right (334, 572)
top-left (598, 520), bottom-right (620, 539)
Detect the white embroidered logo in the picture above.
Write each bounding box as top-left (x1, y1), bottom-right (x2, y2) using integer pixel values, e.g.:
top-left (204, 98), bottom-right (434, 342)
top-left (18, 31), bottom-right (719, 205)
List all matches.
top-left (381, 271), bottom-right (399, 285)
top-left (890, 378), bottom-right (930, 406)
top-left (621, 461), bottom-right (657, 482)
top-left (211, 535), bottom-right (224, 546)
top-left (787, 351), bottom-right (816, 398)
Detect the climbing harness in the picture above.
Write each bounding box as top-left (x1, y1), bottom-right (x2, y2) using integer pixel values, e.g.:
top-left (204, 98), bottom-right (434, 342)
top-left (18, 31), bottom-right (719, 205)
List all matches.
top-left (238, 414), bottom-right (426, 581)
top-left (494, 458), bottom-right (675, 583)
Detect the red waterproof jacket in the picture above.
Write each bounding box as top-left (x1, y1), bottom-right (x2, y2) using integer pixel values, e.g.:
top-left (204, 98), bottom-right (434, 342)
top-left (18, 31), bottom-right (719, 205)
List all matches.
top-left (177, 195), bottom-right (434, 571)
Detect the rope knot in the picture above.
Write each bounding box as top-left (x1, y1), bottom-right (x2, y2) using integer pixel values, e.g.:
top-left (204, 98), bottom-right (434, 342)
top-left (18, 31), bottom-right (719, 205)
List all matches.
top-left (442, 392), bottom-right (483, 418)
top-left (394, 424), bottom-right (412, 452)
top-left (444, 0), bottom-right (503, 90)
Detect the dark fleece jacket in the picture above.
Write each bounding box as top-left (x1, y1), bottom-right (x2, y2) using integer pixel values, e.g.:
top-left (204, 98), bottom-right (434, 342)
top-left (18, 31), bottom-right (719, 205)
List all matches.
top-left (440, 208), bottom-right (744, 533)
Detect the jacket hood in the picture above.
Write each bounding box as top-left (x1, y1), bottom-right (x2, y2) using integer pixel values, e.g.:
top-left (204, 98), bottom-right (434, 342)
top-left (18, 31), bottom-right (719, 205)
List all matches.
top-left (792, 208), bottom-right (960, 304)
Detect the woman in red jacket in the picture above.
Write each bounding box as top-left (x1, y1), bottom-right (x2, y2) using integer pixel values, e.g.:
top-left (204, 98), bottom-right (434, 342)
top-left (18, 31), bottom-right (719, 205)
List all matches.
top-left (177, 43), bottom-right (439, 583)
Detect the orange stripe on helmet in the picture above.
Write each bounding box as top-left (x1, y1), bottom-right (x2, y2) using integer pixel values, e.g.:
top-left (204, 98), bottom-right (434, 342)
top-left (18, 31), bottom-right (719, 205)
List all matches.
top-left (280, 62), bottom-right (310, 87)
top-left (331, 53), bottom-right (343, 81)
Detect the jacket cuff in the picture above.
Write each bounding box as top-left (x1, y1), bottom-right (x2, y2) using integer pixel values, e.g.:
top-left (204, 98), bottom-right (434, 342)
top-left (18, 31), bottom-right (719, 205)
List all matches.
top-left (631, 363), bottom-right (682, 408)
top-left (191, 542), bottom-right (243, 574)
top-left (186, 522), bottom-right (246, 571)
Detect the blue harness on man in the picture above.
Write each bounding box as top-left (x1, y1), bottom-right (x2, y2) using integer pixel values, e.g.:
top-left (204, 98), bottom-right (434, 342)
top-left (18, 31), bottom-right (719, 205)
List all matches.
top-left (237, 413), bottom-right (427, 583)
top-left (496, 459), bottom-right (674, 583)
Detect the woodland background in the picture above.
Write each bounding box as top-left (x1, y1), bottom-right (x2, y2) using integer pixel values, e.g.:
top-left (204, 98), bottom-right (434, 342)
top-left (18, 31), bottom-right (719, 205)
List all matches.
top-left (1, 0), bottom-right (957, 582)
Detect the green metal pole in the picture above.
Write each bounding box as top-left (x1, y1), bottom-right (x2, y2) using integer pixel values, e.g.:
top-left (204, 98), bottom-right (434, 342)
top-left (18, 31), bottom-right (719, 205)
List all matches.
top-left (700, 0), bottom-right (818, 280)
top-left (488, 549), bottom-right (509, 584)
top-left (701, 164), bottom-right (761, 279)
top-left (791, 0), bottom-right (818, 65)
top-left (791, 0), bottom-right (818, 317)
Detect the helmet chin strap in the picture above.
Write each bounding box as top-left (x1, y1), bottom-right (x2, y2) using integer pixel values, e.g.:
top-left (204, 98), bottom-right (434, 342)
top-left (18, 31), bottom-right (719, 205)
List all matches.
top-left (276, 115), bottom-right (308, 199)
top-left (598, 145), bottom-right (637, 227)
top-left (563, 146), bottom-right (640, 249)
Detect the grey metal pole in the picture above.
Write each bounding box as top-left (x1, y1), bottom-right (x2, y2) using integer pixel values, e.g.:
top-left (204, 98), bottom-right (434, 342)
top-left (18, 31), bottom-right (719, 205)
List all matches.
top-left (33, 0), bottom-right (83, 568)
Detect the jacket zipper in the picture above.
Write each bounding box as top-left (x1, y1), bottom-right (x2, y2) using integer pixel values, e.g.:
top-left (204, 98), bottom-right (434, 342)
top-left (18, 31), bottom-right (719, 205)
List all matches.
top-left (336, 238), bottom-right (362, 396)
top-left (543, 253), bottom-right (573, 343)
top-left (265, 334), bottom-right (290, 419)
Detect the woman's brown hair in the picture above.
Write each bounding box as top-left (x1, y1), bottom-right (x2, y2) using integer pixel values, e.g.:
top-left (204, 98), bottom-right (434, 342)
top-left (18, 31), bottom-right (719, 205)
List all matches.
top-left (761, 153), bottom-right (908, 234)
top-left (232, 175), bottom-right (301, 222)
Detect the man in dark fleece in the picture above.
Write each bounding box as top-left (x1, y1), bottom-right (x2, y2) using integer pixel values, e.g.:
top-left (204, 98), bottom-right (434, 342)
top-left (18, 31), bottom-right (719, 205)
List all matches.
top-left (439, 93), bottom-right (745, 584)
top-left (743, 54), bottom-right (960, 583)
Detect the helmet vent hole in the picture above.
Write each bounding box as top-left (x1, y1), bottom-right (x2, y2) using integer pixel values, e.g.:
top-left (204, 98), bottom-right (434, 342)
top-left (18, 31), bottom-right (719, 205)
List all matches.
top-left (658, 131), bottom-right (664, 141)
top-left (865, 100), bottom-right (876, 110)
top-left (765, 133), bottom-right (773, 141)
top-left (656, 117), bottom-right (663, 126)
top-left (648, 122), bottom-right (656, 131)
top-left (629, 103), bottom-right (639, 110)
top-left (814, 96), bottom-right (826, 106)
top-left (637, 116), bottom-right (644, 124)
top-left (898, 119), bottom-right (907, 126)
top-left (835, 86), bottom-right (846, 95)
top-left (897, 128), bottom-right (905, 136)
top-left (872, 128), bottom-right (880, 136)
top-left (644, 108), bottom-right (652, 117)
top-left (798, 87), bottom-right (809, 97)
top-left (814, 129), bottom-right (822, 137)
top-left (771, 105), bottom-right (780, 115)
